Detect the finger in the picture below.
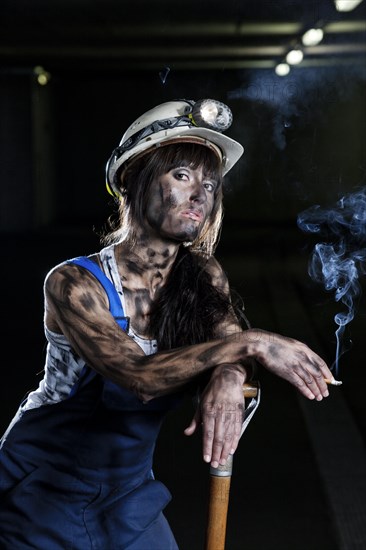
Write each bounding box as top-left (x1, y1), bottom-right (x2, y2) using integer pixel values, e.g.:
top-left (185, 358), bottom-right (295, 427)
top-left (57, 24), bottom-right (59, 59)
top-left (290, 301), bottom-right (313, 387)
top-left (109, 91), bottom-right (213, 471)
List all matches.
top-left (314, 354), bottom-right (333, 380)
top-left (184, 418), bottom-right (197, 436)
top-left (305, 349), bottom-right (333, 390)
top-left (210, 405), bottom-right (239, 467)
top-left (202, 412), bottom-right (216, 464)
top-left (209, 405), bottom-right (227, 468)
top-left (311, 369), bottom-right (330, 399)
top-left (184, 409), bottom-right (201, 436)
top-left (295, 369), bottom-right (332, 401)
top-left (291, 368), bottom-right (319, 400)
top-left (215, 403), bottom-right (243, 461)
top-left (219, 412), bottom-right (237, 464)
top-left (302, 355), bottom-right (331, 399)
top-left (305, 376), bottom-right (326, 401)
top-left (315, 358), bottom-right (334, 395)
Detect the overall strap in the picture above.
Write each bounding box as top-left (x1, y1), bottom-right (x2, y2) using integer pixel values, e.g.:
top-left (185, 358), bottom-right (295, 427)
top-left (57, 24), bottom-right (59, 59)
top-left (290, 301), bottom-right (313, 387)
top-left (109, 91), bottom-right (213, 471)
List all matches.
top-left (67, 256), bottom-right (129, 332)
top-left (66, 256), bottom-right (129, 396)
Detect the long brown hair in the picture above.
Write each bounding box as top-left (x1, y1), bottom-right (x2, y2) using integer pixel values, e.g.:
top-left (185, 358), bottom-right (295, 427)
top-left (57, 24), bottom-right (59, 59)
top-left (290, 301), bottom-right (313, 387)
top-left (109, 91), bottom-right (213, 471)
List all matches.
top-left (102, 142), bottom-right (224, 256)
top-left (102, 142), bottom-right (240, 350)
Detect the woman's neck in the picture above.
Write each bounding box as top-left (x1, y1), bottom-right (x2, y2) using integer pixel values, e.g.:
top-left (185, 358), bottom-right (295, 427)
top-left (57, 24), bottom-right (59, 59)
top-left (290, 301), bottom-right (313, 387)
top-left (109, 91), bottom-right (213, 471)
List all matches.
top-left (114, 234), bottom-right (180, 293)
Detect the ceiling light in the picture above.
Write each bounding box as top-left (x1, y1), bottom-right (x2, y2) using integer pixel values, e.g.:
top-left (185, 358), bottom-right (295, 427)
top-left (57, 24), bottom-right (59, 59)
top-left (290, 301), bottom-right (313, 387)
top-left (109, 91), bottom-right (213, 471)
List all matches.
top-left (334, 0), bottom-right (364, 11)
top-left (33, 65), bottom-right (51, 86)
top-left (275, 63), bottom-right (290, 76)
top-left (302, 28), bottom-right (324, 46)
top-left (286, 49), bottom-right (304, 65)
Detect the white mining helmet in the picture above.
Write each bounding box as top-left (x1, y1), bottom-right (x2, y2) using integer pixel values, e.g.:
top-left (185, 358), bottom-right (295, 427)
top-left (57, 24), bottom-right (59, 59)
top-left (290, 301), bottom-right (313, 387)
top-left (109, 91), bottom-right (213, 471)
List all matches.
top-left (106, 98), bottom-right (244, 197)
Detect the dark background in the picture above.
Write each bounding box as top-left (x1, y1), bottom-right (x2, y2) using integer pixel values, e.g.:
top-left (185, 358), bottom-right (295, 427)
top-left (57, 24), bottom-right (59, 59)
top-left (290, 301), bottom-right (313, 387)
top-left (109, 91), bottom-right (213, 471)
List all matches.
top-left (1, 1), bottom-right (366, 549)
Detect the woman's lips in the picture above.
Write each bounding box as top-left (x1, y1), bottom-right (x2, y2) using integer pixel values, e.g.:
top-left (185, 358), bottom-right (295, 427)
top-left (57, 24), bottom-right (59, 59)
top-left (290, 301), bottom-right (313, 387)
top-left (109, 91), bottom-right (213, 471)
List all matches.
top-left (180, 209), bottom-right (203, 222)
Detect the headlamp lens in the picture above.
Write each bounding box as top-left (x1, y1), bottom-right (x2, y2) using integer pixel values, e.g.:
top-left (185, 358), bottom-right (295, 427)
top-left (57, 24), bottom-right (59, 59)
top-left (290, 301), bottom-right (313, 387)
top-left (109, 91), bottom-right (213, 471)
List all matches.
top-left (192, 99), bottom-right (233, 132)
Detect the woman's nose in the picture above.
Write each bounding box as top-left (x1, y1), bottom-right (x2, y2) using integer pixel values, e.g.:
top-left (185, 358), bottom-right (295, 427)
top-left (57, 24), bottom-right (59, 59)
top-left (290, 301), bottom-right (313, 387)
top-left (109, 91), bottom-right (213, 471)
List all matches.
top-left (189, 180), bottom-right (205, 204)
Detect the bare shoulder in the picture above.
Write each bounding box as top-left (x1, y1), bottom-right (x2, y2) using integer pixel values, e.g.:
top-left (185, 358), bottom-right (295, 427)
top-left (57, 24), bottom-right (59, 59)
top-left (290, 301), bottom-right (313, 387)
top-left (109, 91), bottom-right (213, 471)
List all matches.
top-left (44, 255), bottom-right (108, 308)
top-left (195, 253), bottom-right (244, 336)
top-left (196, 254), bottom-right (230, 292)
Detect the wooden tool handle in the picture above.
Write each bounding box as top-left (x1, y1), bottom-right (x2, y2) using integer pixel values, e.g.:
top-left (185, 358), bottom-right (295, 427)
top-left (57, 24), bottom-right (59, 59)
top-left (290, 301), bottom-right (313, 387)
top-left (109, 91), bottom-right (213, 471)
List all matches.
top-left (242, 380), bottom-right (259, 398)
top-left (204, 384), bottom-right (259, 550)
top-left (205, 474), bottom-right (232, 550)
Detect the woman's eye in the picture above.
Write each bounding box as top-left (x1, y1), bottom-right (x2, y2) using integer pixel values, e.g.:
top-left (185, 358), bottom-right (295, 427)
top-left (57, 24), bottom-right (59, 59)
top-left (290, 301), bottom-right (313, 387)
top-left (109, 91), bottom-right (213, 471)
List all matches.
top-left (204, 182), bottom-right (215, 192)
top-left (174, 171), bottom-right (188, 181)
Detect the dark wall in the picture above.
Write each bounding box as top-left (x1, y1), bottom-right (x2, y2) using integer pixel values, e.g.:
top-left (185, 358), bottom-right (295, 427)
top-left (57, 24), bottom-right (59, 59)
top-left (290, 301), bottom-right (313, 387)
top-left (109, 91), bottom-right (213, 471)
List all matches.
top-left (1, 65), bottom-right (365, 235)
top-left (0, 76), bottom-right (33, 231)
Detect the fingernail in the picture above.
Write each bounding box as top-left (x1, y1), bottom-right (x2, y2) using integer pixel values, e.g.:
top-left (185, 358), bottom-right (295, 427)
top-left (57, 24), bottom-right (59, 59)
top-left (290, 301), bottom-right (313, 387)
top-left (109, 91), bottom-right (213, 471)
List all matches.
top-left (220, 458), bottom-right (226, 465)
top-left (204, 455), bottom-right (211, 463)
top-left (211, 460), bottom-right (219, 468)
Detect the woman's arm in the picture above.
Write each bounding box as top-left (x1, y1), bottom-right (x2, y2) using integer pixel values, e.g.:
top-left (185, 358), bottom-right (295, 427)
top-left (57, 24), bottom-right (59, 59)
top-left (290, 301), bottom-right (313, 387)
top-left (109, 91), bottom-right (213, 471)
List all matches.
top-left (44, 262), bottom-right (255, 400)
top-left (200, 256), bottom-right (333, 400)
top-left (44, 262), bottom-right (333, 403)
top-left (184, 256), bottom-right (332, 467)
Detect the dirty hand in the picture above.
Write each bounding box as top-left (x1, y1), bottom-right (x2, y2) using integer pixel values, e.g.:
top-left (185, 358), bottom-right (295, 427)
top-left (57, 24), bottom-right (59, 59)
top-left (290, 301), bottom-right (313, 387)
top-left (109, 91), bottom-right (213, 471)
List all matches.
top-left (248, 329), bottom-right (333, 401)
top-left (184, 364), bottom-right (245, 468)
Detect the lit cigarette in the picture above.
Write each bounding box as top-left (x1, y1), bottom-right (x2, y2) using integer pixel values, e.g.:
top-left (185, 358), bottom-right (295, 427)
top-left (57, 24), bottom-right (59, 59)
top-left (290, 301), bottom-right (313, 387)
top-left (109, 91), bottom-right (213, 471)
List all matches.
top-left (324, 377), bottom-right (343, 386)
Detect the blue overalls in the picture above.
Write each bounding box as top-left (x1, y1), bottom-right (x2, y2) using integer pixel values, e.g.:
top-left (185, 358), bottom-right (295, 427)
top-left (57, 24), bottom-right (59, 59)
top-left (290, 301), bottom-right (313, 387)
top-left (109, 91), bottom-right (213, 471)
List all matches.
top-left (0, 257), bottom-right (181, 549)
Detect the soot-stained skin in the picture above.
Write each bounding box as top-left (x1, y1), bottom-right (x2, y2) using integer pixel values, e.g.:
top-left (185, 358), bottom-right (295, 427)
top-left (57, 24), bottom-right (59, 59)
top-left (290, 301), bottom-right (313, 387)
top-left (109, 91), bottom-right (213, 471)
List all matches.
top-left (113, 163), bottom-right (220, 337)
top-left (40, 156), bottom-right (338, 474)
top-left (145, 166), bottom-right (216, 243)
top-left (43, 162), bottom-right (335, 469)
top-left (156, 183), bottom-right (177, 230)
top-left (45, 164), bottom-right (333, 403)
top-left (45, 250), bottom-right (252, 403)
top-left (116, 243), bottom-right (177, 337)
top-left (125, 259), bottom-right (145, 277)
top-left (45, 255), bottom-right (333, 407)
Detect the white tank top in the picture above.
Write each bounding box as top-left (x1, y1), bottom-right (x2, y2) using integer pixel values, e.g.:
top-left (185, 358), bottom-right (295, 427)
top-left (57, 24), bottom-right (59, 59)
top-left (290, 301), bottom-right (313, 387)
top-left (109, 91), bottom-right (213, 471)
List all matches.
top-left (15, 245), bottom-right (157, 413)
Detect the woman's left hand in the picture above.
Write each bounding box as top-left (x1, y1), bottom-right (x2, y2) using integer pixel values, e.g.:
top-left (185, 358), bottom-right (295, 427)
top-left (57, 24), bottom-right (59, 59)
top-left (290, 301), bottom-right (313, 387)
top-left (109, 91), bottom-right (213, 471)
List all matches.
top-left (184, 364), bottom-right (246, 468)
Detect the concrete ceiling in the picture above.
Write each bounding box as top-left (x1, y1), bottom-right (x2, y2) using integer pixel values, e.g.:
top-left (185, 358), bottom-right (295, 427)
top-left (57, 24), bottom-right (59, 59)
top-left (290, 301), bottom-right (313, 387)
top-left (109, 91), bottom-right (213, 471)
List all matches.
top-left (1, 0), bottom-right (365, 72)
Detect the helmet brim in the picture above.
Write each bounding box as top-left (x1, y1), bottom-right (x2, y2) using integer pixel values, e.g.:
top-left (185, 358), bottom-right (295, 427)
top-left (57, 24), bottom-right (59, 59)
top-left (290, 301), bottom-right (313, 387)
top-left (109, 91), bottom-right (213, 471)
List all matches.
top-left (108, 126), bottom-right (244, 197)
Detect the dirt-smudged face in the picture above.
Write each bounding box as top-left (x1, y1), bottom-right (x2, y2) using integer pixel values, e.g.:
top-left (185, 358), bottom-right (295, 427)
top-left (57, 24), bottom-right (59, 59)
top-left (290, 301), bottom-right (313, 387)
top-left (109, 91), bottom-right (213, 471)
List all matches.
top-left (145, 165), bottom-right (218, 242)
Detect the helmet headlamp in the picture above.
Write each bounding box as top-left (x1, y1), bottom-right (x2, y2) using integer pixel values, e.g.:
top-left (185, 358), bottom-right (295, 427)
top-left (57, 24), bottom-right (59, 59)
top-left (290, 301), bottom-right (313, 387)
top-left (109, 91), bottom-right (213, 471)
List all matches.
top-left (190, 99), bottom-right (233, 132)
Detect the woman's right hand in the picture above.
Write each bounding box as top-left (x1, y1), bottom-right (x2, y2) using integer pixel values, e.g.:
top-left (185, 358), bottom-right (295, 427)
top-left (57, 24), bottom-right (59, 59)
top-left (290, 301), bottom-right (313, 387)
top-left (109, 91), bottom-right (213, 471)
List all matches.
top-left (244, 329), bottom-right (333, 401)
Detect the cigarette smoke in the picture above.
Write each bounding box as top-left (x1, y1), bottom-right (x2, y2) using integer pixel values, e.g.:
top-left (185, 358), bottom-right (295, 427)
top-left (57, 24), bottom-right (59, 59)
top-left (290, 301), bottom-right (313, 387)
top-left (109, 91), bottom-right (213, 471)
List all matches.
top-left (297, 186), bottom-right (366, 374)
top-left (228, 65), bottom-right (366, 152)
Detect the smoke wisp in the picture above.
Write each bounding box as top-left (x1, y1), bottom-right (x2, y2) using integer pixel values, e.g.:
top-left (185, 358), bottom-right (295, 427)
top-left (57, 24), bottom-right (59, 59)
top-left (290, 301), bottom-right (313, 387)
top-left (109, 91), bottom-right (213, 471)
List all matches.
top-left (297, 186), bottom-right (366, 374)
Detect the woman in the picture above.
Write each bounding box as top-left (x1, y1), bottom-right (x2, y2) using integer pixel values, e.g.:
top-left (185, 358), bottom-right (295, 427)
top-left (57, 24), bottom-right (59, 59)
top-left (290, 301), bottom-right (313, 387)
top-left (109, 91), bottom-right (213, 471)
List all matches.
top-left (0, 99), bottom-right (333, 549)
